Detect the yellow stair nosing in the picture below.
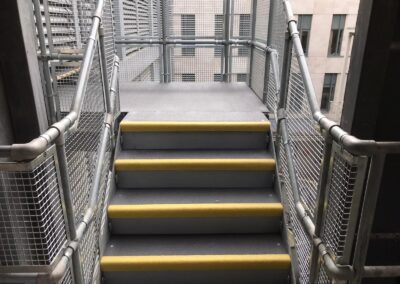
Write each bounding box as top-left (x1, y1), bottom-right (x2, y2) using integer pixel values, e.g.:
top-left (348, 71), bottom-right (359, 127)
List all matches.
top-left (107, 203), bottom-right (283, 219)
top-left (120, 121), bottom-right (270, 132)
top-left (114, 158), bottom-right (276, 171)
top-left (101, 254), bottom-right (291, 272)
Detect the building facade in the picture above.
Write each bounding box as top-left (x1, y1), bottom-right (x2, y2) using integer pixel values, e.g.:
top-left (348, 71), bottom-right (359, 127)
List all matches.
top-left (291, 0), bottom-right (360, 122)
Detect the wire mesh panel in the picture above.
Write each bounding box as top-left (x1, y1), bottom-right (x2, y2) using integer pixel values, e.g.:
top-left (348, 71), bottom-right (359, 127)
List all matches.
top-left (171, 46), bottom-right (224, 82)
top-left (119, 45), bottom-right (161, 82)
top-left (254, 0), bottom-right (270, 43)
top-left (0, 147), bottom-right (67, 267)
top-left (320, 144), bottom-right (368, 264)
top-left (250, 48), bottom-right (266, 100)
top-left (168, 0), bottom-right (224, 39)
top-left (231, 0), bottom-right (252, 39)
top-left (286, 48), bottom-right (325, 218)
top-left (266, 54), bottom-right (278, 112)
top-left (230, 46), bottom-right (250, 83)
top-left (267, 0), bottom-right (286, 69)
top-left (103, 0), bottom-right (117, 81)
top-left (277, 135), bottom-right (313, 284)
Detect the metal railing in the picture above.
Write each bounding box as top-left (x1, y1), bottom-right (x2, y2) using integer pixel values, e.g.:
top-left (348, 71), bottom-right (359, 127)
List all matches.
top-left (0, 0), bottom-right (119, 283)
top-left (268, 1), bottom-right (400, 283)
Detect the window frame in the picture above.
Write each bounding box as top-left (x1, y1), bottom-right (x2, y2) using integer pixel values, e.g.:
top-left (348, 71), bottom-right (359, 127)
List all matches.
top-left (297, 15), bottom-right (312, 55)
top-left (182, 73), bottom-right (196, 82)
top-left (328, 15), bottom-right (346, 56)
top-left (181, 14), bottom-right (196, 57)
top-left (321, 73), bottom-right (338, 111)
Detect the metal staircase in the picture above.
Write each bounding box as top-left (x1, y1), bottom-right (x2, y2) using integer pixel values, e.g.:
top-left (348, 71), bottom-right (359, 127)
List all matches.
top-left (100, 109), bottom-right (291, 283)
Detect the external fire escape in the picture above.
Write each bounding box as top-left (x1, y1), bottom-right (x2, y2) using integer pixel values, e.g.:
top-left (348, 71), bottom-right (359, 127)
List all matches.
top-left (0, 0), bottom-right (399, 283)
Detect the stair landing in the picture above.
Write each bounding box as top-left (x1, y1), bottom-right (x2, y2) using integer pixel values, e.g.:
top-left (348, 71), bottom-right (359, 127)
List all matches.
top-left (119, 82), bottom-right (268, 113)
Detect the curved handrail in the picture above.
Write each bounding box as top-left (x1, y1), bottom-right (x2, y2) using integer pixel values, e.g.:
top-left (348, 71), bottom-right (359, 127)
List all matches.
top-left (0, 0), bottom-right (105, 162)
top-left (282, 0), bottom-right (400, 156)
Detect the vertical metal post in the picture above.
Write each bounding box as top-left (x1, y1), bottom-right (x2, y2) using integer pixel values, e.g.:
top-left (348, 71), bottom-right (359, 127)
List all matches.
top-left (99, 24), bottom-right (112, 112)
top-left (309, 132), bottom-right (333, 283)
top-left (33, 0), bottom-right (58, 124)
top-left (351, 154), bottom-right (386, 284)
top-left (161, 0), bottom-right (171, 82)
top-left (248, 0), bottom-right (257, 86)
top-left (278, 32), bottom-right (292, 110)
top-left (55, 134), bottom-right (84, 284)
top-left (155, 0), bottom-right (164, 82)
top-left (262, 0), bottom-right (277, 106)
top-left (223, 0), bottom-right (231, 82)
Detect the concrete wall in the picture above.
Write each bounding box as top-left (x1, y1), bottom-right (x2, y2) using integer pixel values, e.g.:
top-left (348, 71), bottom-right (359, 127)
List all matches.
top-left (291, 0), bottom-right (360, 123)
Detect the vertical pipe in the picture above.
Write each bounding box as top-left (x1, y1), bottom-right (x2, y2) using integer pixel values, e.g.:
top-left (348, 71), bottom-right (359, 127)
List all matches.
top-left (99, 25), bottom-right (112, 113)
top-left (223, 0), bottom-right (231, 82)
top-left (309, 133), bottom-right (333, 282)
top-left (351, 154), bottom-right (386, 283)
top-left (248, 0), bottom-right (257, 86)
top-left (55, 134), bottom-right (84, 284)
top-left (278, 32), bottom-right (292, 110)
top-left (161, 0), bottom-right (170, 82)
top-left (32, 0), bottom-right (58, 124)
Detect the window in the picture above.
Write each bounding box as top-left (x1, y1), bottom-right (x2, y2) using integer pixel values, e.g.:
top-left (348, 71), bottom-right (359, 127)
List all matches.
top-left (238, 14), bottom-right (250, 56)
top-left (214, 73), bottom-right (223, 82)
top-left (214, 15), bottom-right (224, 56)
top-left (181, 14), bottom-right (195, 56)
top-left (321, 74), bottom-right (337, 111)
top-left (237, 74), bottom-right (247, 82)
top-left (182, 73), bottom-right (195, 82)
top-left (329, 15), bottom-right (346, 56)
top-left (298, 15), bottom-right (312, 55)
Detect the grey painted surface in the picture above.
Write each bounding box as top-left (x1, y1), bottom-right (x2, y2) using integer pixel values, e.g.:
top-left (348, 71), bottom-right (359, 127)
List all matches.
top-left (117, 149), bottom-right (274, 159)
top-left (110, 217), bottom-right (281, 235)
top-left (122, 132), bottom-right (269, 150)
top-left (119, 83), bottom-right (268, 113)
top-left (111, 188), bottom-right (279, 204)
top-left (105, 234), bottom-right (286, 255)
top-left (117, 171), bottom-right (273, 189)
top-left (103, 270), bottom-right (289, 284)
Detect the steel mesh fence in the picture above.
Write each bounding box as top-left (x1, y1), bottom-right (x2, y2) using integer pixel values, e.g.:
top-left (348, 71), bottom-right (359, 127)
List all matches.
top-left (231, 0), bottom-right (252, 39)
top-left (286, 48), bottom-right (325, 218)
top-left (171, 46), bottom-right (224, 82)
top-left (119, 45), bottom-right (161, 82)
top-left (277, 135), bottom-right (313, 284)
top-left (266, 54), bottom-right (278, 112)
top-left (267, 0), bottom-right (286, 69)
top-left (0, 148), bottom-right (68, 267)
top-left (320, 144), bottom-right (367, 264)
top-left (230, 46), bottom-right (250, 83)
top-left (254, 0), bottom-right (270, 43)
top-left (250, 48), bottom-right (266, 100)
top-left (103, 0), bottom-right (117, 81)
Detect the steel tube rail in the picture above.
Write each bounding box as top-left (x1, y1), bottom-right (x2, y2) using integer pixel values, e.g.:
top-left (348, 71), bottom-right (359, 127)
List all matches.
top-left (282, 0), bottom-right (400, 155)
top-left (223, 0), bottom-right (231, 82)
top-left (50, 57), bottom-right (119, 283)
top-left (0, 0), bottom-right (106, 161)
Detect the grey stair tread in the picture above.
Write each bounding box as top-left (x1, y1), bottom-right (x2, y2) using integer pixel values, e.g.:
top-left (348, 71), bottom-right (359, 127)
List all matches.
top-left (122, 111), bottom-right (268, 122)
top-left (105, 234), bottom-right (286, 256)
top-left (117, 150), bottom-right (274, 160)
top-left (111, 188), bottom-right (279, 205)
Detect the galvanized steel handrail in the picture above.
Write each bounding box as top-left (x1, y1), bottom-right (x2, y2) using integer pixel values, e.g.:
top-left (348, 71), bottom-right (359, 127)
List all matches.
top-left (282, 0), bottom-right (400, 156)
top-left (277, 0), bottom-right (400, 281)
top-left (0, 0), bottom-right (106, 162)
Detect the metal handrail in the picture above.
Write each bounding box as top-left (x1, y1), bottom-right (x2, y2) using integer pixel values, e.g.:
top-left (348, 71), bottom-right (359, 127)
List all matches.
top-left (282, 0), bottom-right (400, 156)
top-left (0, 0), bottom-right (106, 162)
top-left (277, 0), bottom-right (400, 280)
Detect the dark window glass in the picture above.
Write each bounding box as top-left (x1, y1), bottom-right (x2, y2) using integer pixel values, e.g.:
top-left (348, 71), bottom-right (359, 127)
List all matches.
top-left (182, 73), bottom-right (196, 82)
top-left (321, 73), bottom-right (337, 111)
top-left (237, 74), bottom-right (247, 82)
top-left (238, 14), bottom-right (250, 56)
top-left (329, 15), bottom-right (346, 56)
top-left (214, 73), bottom-right (223, 82)
top-left (298, 15), bottom-right (312, 55)
top-left (214, 15), bottom-right (224, 56)
top-left (181, 14), bottom-right (195, 56)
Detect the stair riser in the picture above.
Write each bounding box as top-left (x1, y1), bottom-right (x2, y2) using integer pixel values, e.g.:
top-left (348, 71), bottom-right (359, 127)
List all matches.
top-left (103, 270), bottom-right (289, 284)
top-left (110, 217), bottom-right (281, 235)
top-left (121, 132), bottom-right (268, 150)
top-left (117, 171), bottom-right (274, 188)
